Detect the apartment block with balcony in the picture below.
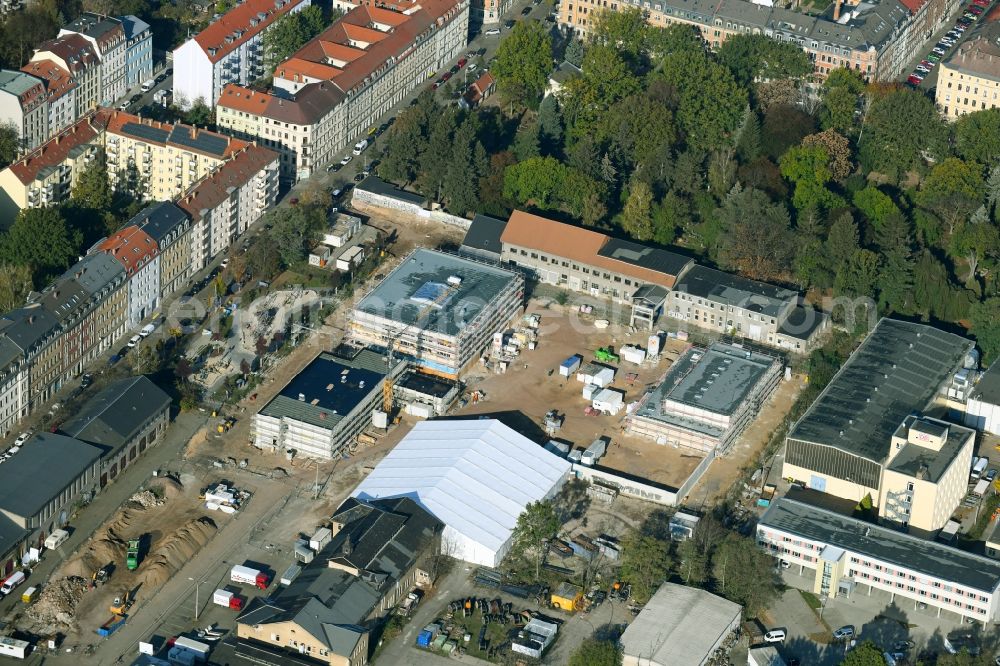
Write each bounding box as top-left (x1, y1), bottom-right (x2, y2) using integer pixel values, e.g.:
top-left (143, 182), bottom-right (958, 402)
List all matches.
top-left (759, 496), bottom-right (1000, 623)
top-left (31, 34), bottom-right (102, 119)
top-left (135, 202), bottom-right (193, 301)
top-left (21, 60), bottom-right (78, 140)
top-left (0, 70), bottom-right (49, 152)
top-left (59, 13), bottom-right (127, 105)
top-left (216, 0), bottom-right (469, 183)
top-left (176, 144), bottom-right (279, 273)
top-left (172, 0), bottom-right (312, 109)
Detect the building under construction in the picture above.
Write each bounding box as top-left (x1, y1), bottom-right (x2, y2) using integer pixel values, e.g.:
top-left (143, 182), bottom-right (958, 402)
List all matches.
top-left (251, 346), bottom-right (403, 460)
top-left (627, 342), bottom-right (782, 455)
top-left (348, 248), bottom-right (524, 379)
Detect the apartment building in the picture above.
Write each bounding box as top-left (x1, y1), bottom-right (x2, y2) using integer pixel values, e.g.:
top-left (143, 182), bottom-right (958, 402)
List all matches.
top-left (936, 23), bottom-right (1000, 118)
top-left (498, 210), bottom-right (693, 329)
top-left (31, 34), bottom-right (102, 118)
top-left (759, 496), bottom-right (1000, 623)
top-left (0, 305), bottom-right (64, 410)
top-left (0, 111), bottom-right (106, 221)
top-left (98, 225), bottom-right (160, 329)
top-left (784, 319), bottom-right (974, 524)
top-left (20, 60), bottom-right (78, 140)
top-left (0, 71), bottom-right (48, 151)
top-left (172, 0), bottom-right (312, 109)
top-left (104, 110), bottom-right (252, 202)
top-left (0, 337), bottom-right (27, 437)
top-left (216, 0), bottom-right (469, 182)
top-left (134, 202), bottom-right (193, 301)
top-left (559, 0), bottom-right (934, 82)
top-left (121, 15), bottom-right (154, 89)
top-left (175, 143), bottom-right (280, 272)
top-left (59, 13), bottom-right (127, 105)
top-left (668, 265), bottom-right (828, 352)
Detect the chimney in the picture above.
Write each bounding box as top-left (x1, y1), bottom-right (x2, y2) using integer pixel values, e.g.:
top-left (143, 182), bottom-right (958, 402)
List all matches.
top-left (834, 0), bottom-right (842, 20)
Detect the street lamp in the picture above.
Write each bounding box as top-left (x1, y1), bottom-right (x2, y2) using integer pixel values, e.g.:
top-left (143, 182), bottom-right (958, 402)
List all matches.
top-left (187, 577), bottom-right (204, 622)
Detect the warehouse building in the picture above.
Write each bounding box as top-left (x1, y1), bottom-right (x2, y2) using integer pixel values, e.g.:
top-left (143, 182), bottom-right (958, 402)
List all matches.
top-left (783, 319), bottom-right (973, 529)
top-left (628, 343), bottom-right (782, 455)
top-left (619, 582), bottom-right (741, 666)
top-left (253, 346), bottom-right (403, 460)
top-left (349, 249), bottom-right (523, 379)
top-left (964, 361), bottom-right (1000, 435)
top-left (759, 496), bottom-right (1000, 623)
top-left (352, 419), bottom-right (571, 567)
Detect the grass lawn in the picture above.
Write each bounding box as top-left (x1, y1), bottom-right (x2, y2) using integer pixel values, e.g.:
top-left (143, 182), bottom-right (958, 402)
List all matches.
top-left (799, 590), bottom-right (822, 610)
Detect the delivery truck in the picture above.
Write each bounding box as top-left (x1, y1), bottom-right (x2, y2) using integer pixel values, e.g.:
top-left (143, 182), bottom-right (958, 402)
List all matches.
top-left (1, 571), bottom-right (26, 596)
top-left (230, 564), bottom-right (270, 589)
top-left (212, 589), bottom-right (244, 610)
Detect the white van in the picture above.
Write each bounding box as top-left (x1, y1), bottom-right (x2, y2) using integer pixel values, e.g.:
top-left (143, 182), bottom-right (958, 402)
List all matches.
top-left (1, 571), bottom-right (26, 596)
top-left (141, 79), bottom-right (155, 92)
top-left (763, 629), bottom-right (786, 643)
top-left (972, 456), bottom-right (989, 480)
top-left (352, 139), bottom-right (368, 155)
top-left (140, 323), bottom-right (156, 337)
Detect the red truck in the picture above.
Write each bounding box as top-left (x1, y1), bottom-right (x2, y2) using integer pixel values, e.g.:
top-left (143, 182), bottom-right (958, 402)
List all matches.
top-left (230, 564), bottom-right (270, 590)
top-left (213, 589), bottom-right (244, 610)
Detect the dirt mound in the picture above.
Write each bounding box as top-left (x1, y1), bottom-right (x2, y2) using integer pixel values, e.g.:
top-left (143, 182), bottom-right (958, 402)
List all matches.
top-left (127, 490), bottom-right (165, 509)
top-left (137, 517), bottom-right (217, 589)
top-left (19, 576), bottom-right (88, 635)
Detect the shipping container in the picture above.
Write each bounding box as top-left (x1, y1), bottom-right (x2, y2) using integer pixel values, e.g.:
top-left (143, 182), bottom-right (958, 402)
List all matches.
top-left (309, 527), bottom-right (332, 552)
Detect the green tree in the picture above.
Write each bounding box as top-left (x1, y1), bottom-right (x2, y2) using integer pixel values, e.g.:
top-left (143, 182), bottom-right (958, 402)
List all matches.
top-left (185, 100), bottom-right (214, 128)
top-left (492, 21), bottom-right (553, 109)
top-left (263, 5), bottom-right (328, 67)
top-left (711, 534), bottom-right (777, 615)
top-left (914, 250), bottom-right (974, 322)
top-left (717, 185), bottom-right (794, 281)
top-left (0, 263), bottom-right (32, 311)
top-left (820, 67), bottom-right (865, 134)
top-left (1, 207), bottom-right (82, 283)
top-left (618, 530), bottom-right (672, 603)
top-left (853, 186), bottom-right (900, 229)
top-left (380, 100), bottom-right (431, 184)
top-left (840, 641), bottom-right (887, 666)
top-left (952, 205), bottom-right (1000, 283)
top-left (652, 191), bottom-right (690, 245)
top-left (268, 205), bottom-right (324, 266)
top-left (246, 239), bottom-right (282, 281)
top-left (513, 118), bottom-right (541, 161)
top-left (442, 119), bottom-right (480, 216)
top-left (656, 51), bottom-right (746, 150)
top-left (419, 109), bottom-right (458, 201)
top-left (859, 89), bottom-right (948, 180)
top-left (620, 181), bottom-right (653, 241)
top-left (563, 44), bottom-right (640, 140)
top-left (71, 148), bottom-right (113, 211)
top-left (973, 297), bottom-right (1000, 364)
top-left (564, 38), bottom-right (584, 68)
top-left (917, 157), bottom-right (984, 236)
top-left (596, 92), bottom-right (675, 169)
top-left (801, 129), bottom-right (852, 181)
top-left (0, 122), bottom-right (19, 169)
top-left (780, 144), bottom-right (844, 215)
top-left (835, 248), bottom-right (880, 299)
top-left (503, 156), bottom-right (605, 219)
top-left (645, 23), bottom-right (704, 62)
top-left (537, 94), bottom-right (564, 155)
top-left (955, 107), bottom-right (1000, 165)
top-left (590, 6), bottom-right (647, 63)
top-left (676, 538), bottom-right (708, 585)
top-left (736, 109), bottom-right (762, 162)
top-left (875, 213), bottom-right (916, 314)
top-left (826, 212), bottom-right (860, 272)
top-left (717, 33), bottom-right (812, 86)
top-left (508, 500), bottom-right (559, 579)
top-left (568, 639), bottom-right (621, 666)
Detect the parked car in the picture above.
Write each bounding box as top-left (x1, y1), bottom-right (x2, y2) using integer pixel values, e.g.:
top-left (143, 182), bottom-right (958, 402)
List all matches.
top-left (332, 188), bottom-right (343, 198)
top-left (327, 163), bottom-right (341, 172)
top-left (908, 74), bottom-right (923, 85)
top-left (13, 431), bottom-right (31, 446)
top-left (340, 155), bottom-right (352, 166)
top-left (916, 65), bottom-right (930, 73)
top-left (986, 468), bottom-right (998, 482)
top-left (432, 78), bottom-right (443, 89)
top-left (485, 27), bottom-right (501, 35)
top-left (521, 5), bottom-right (531, 14)
top-left (920, 59), bottom-right (935, 68)
top-left (449, 65), bottom-right (460, 74)
top-left (833, 625), bottom-right (856, 641)
top-left (81, 374), bottom-right (93, 388)
top-left (763, 629), bottom-right (787, 643)
top-left (458, 58), bottom-right (468, 67)
top-left (127, 334), bottom-right (142, 348)
top-left (442, 71), bottom-right (452, 81)
top-left (504, 19), bottom-right (515, 28)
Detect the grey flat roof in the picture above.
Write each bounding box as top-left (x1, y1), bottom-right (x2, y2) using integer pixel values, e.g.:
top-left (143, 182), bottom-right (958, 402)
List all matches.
top-left (620, 582), bottom-right (741, 664)
top-left (886, 417), bottom-right (973, 484)
top-left (0, 433), bottom-right (102, 520)
top-left (354, 248), bottom-right (520, 338)
top-left (460, 214), bottom-right (507, 256)
top-left (356, 175), bottom-right (425, 205)
top-left (60, 376), bottom-right (171, 454)
top-left (760, 497), bottom-right (1000, 592)
top-left (634, 343), bottom-right (779, 437)
top-left (258, 348), bottom-right (386, 429)
top-left (397, 370), bottom-right (457, 398)
top-left (788, 318), bottom-right (973, 463)
top-left (598, 237), bottom-right (693, 281)
top-left (673, 265), bottom-right (796, 317)
top-left (972, 362), bottom-right (1000, 404)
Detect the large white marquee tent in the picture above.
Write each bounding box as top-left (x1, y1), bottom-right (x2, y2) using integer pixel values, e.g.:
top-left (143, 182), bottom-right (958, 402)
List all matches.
top-left (351, 418), bottom-right (572, 567)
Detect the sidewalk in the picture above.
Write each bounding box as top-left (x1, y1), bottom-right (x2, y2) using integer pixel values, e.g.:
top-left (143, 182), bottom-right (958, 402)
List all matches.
top-left (0, 410), bottom-right (209, 622)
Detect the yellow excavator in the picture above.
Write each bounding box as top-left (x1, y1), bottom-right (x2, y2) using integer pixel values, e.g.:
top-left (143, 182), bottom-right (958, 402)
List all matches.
top-left (110, 589), bottom-right (134, 615)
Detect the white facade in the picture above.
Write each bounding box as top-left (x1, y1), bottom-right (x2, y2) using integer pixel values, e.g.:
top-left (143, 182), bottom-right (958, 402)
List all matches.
top-left (352, 419), bottom-right (572, 567)
top-left (0, 359), bottom-right (28, 438)
top-left (127, 255), bottom-right (160, 328)
top-left (966, 396), bottom-right (1000, 436)
top-left (171, 39), bottom-right (213, 108)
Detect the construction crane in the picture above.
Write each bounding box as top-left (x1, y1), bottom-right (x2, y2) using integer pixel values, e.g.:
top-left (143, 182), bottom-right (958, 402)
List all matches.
top-left (382, 280), bottom-right (459, 414)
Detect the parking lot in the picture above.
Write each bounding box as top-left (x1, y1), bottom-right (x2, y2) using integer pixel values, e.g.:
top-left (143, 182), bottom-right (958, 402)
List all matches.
top-left (905, 0), bottom-right (993, 89)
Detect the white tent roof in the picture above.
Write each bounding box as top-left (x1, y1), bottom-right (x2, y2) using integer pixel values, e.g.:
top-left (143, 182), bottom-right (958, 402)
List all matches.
top-left (351, 419), bottom-right (571, 556)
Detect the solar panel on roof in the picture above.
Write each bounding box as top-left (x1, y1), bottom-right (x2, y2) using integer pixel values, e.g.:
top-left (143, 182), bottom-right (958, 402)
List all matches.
top-left (121, 122), bottom-right (169, 144)
top-left (168, 126), bottom-right (229, 156)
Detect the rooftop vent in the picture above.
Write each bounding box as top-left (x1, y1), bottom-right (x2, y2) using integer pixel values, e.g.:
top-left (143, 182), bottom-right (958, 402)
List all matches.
top-left (447, 275), bottom-right (462, 286)
top-left (298, 392), bottom-right (305, 401)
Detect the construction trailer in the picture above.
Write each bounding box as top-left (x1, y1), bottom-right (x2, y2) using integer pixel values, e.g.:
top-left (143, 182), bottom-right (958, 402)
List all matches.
top-left (577, 363), bottom-right (615, 388)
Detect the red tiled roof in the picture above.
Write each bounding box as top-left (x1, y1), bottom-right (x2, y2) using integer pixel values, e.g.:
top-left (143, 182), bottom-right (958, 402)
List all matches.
top-left (98, 225), bottom-right (159, 276)
top-left (218, 81), bottom-right (345, 124)
top-left (176, 145), bottom-right (278, 219)
top-left (897, 0), bottom-right (925, 13)
top-left (7, 109), bottom-right (109, 185)
top-left (32, 34), bottom-right (99, 74)
top-left (275, 57), bottom-right (344, 82)
top-left (192, 0), bottom-right (309, 63)
top-left (21, 60), bottom-right (77, 103)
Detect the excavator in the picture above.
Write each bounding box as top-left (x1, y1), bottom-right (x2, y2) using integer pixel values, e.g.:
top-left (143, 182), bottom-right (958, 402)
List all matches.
top-left (110, 588), bottom-right (134, 615)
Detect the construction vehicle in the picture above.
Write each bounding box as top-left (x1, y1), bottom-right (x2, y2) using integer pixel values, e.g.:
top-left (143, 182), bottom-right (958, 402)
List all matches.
top-left (110, 589), bottom-right (134, 615)
top-left (91, 565), bottom-right (111, 588)
top-left (217, 417), bottom-right (235, 433)
top-left (97, 614), bottom-right (126, 637)
top-left (595, 347), bottom-right (619, 364)
top-left (551, 582), bottom-right (584, 611)
top-left (126, 539), bottom-right (140, 570)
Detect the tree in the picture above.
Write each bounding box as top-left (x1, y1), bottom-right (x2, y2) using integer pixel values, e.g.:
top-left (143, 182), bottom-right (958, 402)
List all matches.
top-left (952, 205), bottom-right (1000, 283)
top-left (537, 94), bottom-right (563, 155)
top-left (564, 38), bottom-right (584, 68)
top-left (442, 119), bottom-right (480, 215)
top-left (801, 129), bottom-right (852, 181)
top-left (717, 185), bottom-right (794, 281)
top-left (717, 33), bottom-right (811, 86)
top-left (0, 122), bottom-right (19, 169)
top-left (761, 104), bottom-right (816, 159)
top-left (185, 100), bottom-right (214, 128)
top-left (652, 191), bottom-right (690, 245)
top-left (562, 44), bottom-right (640, 140)
top-left (853, 186), bottom-right (900, 228)
top-left (0, 264), bottom-right (32, 311)
top-left (859, 89), bottom-right (948, 180)
top-left (875, 213), bottom-right (916, 314)
top-left (841, 641), bottom-right (888, 666)
top-left (513, 118), bottom-right (541, 161)
top-left (676, 538), bottom-right (708, 585)
top-left (955, 107), bottom-right (1000, 165)
top-left (618, 530), bottom-right (672, 603)
top-left (826, 212), bottom-right (860, 271)
top-left (590, 6), bottom-right (648, 63)
top-left (736, 109), bottom-right (762, 162)
top-left (620, 181), bottom-right (653, 241)
top-left (492, 21), bottom-right (553, 109)
top-left (263, 5), bottom-right (328, 67)
top-left (820, 67), bottom-right (865, 134)
top-left (508, 500), bottom-right (559, 579)
top-left (711, 534), bottom-right (777, 615)
top-left (973, 297), bottom-right (1000, 365)
top-left (1, 207), bottom-right (82, 283)
top-left (72, 148), bottom-right (113, 210)
top-left (916, 157), bottom-right (984, 236)
top-left (380, 101), bottom-right (431, 184)
top-left (779, 144), bottom-right (844, 215)
top-left (568, 639), bottom-right (621, 666)
top-left (835, 248), bottom-right (880, 299)
top-left (246, 239), bottom-right (282, 281)
top-left (503, 156), bottom-right (605, 219)
top-left (268, 205), bottom-right (324, 266)
top-left (656, 50), bottom-right (747, 150)
top-left (419, 109), bottom-right (458, 201)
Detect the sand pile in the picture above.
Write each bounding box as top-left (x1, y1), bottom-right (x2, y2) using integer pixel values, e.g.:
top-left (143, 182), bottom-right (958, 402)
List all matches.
top-left (20, 576), bottom-right (89, 634)
top-left (136, 517), bottom-right (217, 589)
top-left (127, 490), bottom-right (165, 509)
